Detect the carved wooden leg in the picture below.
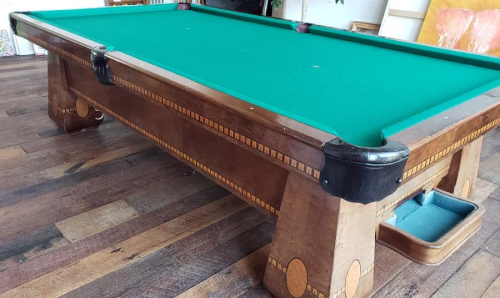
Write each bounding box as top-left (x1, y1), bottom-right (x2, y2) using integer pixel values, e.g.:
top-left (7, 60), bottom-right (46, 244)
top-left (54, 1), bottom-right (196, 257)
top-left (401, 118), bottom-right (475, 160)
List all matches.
top-left (264, 172), bottom-right (376, 298)
top-left (47, 52), bottom-right (103, 134)
top-left (438, 137), bottom-right (483, 200)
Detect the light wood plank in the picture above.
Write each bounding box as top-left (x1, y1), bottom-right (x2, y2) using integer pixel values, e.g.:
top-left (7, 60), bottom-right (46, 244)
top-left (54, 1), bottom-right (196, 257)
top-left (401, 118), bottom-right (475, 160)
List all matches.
top-left (485, 229), bottom-right (500, 258)
top-left (55, 200), bottom-right (140, 243)
top-left (481, 275), bottom-right (500, 298)
top-left (0, 196), bottom-right (248, 298)
top-left (431, 250), bottom-right (500, 298)
top-left (475, 178), bottom-right (499, 204)
top-left (0, 146), bottom-right (26, 161)
top-left (176, 244), bottom-right (270, 298)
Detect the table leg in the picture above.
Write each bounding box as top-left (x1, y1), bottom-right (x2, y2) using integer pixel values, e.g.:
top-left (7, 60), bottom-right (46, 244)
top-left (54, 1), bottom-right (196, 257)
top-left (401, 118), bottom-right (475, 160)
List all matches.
top-left (47, 52), bottom-right (103, 134)
top-left (264, 172), bottom-right (376, 298)
top-left (438, 137), bottom-right (483, 200)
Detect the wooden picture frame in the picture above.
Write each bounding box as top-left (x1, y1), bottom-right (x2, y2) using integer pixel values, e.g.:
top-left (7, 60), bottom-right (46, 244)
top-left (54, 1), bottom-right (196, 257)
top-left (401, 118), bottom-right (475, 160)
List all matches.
top-left (350, 22), bottom-right (381, 35)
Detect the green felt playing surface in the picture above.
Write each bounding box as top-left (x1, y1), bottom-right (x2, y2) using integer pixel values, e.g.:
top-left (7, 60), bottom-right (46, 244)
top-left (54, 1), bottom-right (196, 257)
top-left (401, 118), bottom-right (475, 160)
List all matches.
top-left (29, 4), bottom-right (500, 146)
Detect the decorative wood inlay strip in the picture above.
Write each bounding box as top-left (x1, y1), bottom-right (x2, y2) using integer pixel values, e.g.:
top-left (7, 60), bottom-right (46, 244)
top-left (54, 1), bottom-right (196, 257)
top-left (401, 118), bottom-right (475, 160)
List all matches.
top-left (70, 87), bottom-right (279, 216)
top-left (15, 34), bottom-right (321, 180)
top-left (377, 165), bottom-right (450, 217)
top-left (26, 38), bottom-right (500, 189)
top-left (267, 256), bottom-right (374, 298)
top-left (403, 118), bottom-right (500, 181)
top-left (113, 75), bottom-right (322, 180)
top-left (59, 107), bottom-right (77, 114)
top-left (26, 35), bottom-right (92, 68)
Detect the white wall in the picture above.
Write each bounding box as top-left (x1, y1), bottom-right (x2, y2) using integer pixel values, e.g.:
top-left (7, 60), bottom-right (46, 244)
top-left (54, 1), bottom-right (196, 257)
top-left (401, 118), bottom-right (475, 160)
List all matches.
top-left (274, 0), bottom-right (389, 30)
top-left (379, 0), bottom-right (430, 42)
top-left (0, 0), bottom-right (105, 55)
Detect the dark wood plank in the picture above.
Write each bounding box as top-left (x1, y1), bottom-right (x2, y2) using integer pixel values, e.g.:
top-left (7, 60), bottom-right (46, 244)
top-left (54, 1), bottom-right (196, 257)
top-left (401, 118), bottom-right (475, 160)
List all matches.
top-left (0, 186), bottom-right (232, 293)
top-left (0, 130), bottom-right (41, 151)
top-left (0, 85), bottom-right (47, 101)
top-left (0, 110), bottom-right (53, 135)
top-left (0, 130), bottom-right (148, 194)
top-left (0, 55), bottom-right (47, 66)
top-left (484, 228), bottom-right (500, 258)
top-left (0, 225), bottom-right (68, 272)
top-left (0, 53), bottom-right (499, 298)
top-left (371, 243), bottom-right (412, 295)
top-left (5, 101), bottom-right (47, 117)
top-left (178, 245), bottom-right (271, 298)
top-left (61, 209), bottom-right (273, 298)
top-left (0, 65), bottom-right (39, 73)
top-left (0, 68), bottom-right (47, 83)
top-left (0, 196), bottom-right (249, 297)
top-left (236, 284), bottom-right (273, 298)
top-left (0, 147), bottom-right (169, 227)
top-left (36, 128), bottom-right (64, 139)
top-left (0, 96), bottom-right (46, 113)
top-left (127, 172), bottom-right (216, 214)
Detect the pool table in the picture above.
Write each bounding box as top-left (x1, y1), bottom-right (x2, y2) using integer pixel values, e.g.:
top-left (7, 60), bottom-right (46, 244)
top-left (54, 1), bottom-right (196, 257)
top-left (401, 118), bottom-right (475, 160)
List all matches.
top-left (10, 3), bottom-right (500, 298)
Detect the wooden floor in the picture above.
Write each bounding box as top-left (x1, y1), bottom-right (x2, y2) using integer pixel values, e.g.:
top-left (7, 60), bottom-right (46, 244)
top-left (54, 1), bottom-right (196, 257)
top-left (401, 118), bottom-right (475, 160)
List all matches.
top-left (0, 55), bottom-right (499, 298)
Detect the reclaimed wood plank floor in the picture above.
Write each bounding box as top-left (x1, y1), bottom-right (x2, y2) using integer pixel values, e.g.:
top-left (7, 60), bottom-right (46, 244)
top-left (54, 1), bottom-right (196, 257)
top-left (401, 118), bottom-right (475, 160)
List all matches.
top-left (0, 55), bottom-right (499, 298)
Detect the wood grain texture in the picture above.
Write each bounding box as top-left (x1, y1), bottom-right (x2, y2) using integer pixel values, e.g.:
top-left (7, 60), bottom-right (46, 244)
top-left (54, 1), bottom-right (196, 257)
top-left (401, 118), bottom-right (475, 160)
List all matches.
top-left (127, 172), bottom-right (216, 214)
top-left (0, 196), bottom-right (247, 298)
top-left (475, 178), bottom-right (499, 204)
top-left (62, 211), bottom-right (273, 298)
top-left (0, 145), bottom-right (163, 207)
top-left (55, 199), bottom-right (140, 243)
top-left (0, 225), bottom-right (68, 272)
top-left (371, 244), bottom-right (411, 295)
top-left (479, 151), bottom-right (500, 185)
top-left (176, 244), bottom-right (271, 298)
top-left (431, 250), bottom-right (500, 298)
top-left (75, 141), bottom-right (155, 173)
top-left (481, 275), bottom-right (500, 298)
top-left (0, 180), bottom-right (230, 293)
top-left (0, 55), bottom-right (499, 298)
top-left (484, 229), bottom-right (500, 258)
top-left (0, 146), bottom-right (25, 160)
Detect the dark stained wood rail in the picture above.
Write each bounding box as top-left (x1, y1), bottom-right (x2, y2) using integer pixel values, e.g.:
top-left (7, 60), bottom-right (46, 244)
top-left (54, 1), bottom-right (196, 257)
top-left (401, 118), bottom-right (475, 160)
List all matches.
top-left (0, 55), bottom-right (499, 298)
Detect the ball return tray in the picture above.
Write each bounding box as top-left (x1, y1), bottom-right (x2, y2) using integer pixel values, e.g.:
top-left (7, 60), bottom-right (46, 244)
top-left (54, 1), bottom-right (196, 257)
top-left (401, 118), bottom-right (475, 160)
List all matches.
top-left (378, 189), bottom-right (484, 264)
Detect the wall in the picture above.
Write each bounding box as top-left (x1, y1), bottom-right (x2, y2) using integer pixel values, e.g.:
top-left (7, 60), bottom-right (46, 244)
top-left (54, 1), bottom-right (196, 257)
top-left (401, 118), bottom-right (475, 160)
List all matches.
top-left (273, 0), bottom-right (389, 30)
top-left (379, 0), bottom-right (431, 42)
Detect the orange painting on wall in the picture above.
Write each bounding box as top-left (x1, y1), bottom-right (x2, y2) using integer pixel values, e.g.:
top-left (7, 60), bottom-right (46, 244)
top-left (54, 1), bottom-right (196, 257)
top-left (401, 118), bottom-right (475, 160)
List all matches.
top-left (418, 0), bottom-right (500, 57)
